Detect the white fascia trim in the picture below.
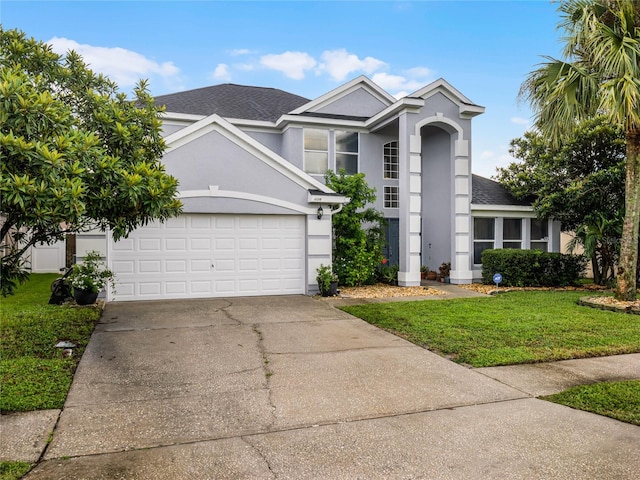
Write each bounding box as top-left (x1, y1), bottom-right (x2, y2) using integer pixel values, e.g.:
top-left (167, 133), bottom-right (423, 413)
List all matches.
top-left (276, 115), bottom-right (367, 130)
top-left (307, 192), bottom-right (349, 204)
top-left (224, 118), bottom-right (278, 130)
top-left (366, 98), bottom-right (425, 130)
top-left (164, 114), bottom-right (333, 194)
top-left (288, 75), bottom-right (395, 115)
top-left (410, 78), bottom-right (475, 105)
top-left (471, 204), bottom-right (535, 215)
top-left (460, 103), bottom-right (486, 119)
top-left (179, 187), bottom-right (317, 215)
top-left (161, 112), bottom-right (207, 123)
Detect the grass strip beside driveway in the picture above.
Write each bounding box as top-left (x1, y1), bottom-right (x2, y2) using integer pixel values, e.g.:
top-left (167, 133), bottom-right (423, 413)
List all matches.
top-left (341, 291), bottom-right (640, 367)
top-left (0, 274), bottom-right (102, 412)
top-left (543, 380), bottom-right (640, 426)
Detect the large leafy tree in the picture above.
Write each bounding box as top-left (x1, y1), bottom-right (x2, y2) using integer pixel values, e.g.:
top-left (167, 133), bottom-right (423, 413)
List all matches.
top-left (520, 0), bottom-right (640, 300)
top-left (496, 117), bottom-right (627, 285)
top-left (0, 28), bottom-right (182, 295)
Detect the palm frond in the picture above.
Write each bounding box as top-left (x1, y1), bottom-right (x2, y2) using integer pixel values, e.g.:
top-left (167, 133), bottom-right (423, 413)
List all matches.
top-left (521, 59), bottom-right (599, 145)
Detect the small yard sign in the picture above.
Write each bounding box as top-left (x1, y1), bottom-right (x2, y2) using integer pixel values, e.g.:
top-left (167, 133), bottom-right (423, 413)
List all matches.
top-left (493, 273), bottom-right (503, 288)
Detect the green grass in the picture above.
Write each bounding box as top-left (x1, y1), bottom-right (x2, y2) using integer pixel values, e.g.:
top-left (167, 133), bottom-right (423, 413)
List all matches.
top-left (1, 274), bottom-right (102, 412)
top-left (543, 380), bottom-right (640, 425)
top-left (341, 291), bottom-right (640, 367)
top-left (0, 461), bottom-right (32, 480)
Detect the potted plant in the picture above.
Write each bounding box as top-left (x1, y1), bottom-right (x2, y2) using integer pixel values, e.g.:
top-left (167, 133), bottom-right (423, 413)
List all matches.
top-left (427, 269), bottom-right (438, 281)
top-left (68, 250), bottom-right (116, 305)
top-left (316, 264), bottom-right (339, 297)
top-left (420, 265), bottom-right (428, 280)
top-left (439, 261), bottom-right (451, 283)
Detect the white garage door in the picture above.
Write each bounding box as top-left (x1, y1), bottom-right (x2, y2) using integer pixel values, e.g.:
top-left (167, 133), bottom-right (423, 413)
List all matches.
top-left (110, 214), bottom-right (305, 301)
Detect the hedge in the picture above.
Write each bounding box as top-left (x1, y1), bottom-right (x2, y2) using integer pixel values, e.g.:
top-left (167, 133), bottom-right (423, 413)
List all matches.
top-left (481, 249), bottom-right (587, 287)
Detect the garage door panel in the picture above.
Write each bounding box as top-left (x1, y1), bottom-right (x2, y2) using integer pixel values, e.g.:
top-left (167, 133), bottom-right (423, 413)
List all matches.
top-left (111, 214), bottom-right (305, 300)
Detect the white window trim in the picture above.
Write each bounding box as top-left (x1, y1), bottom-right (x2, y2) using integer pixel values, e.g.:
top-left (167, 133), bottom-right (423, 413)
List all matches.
top-left (383, 140), bottom-right (399, 180)
top-left (472, 217), bottom-right (554, 264)
top-left (384, 185), bottom-right (399, 209)
top-left (335, 130), bottom-right (359, 175)
top-left (303, 128), bottom-right (329, 175)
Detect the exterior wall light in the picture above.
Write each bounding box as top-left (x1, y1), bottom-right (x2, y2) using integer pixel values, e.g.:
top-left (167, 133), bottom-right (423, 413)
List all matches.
top-left (317, 206), bottom-right (324, 220)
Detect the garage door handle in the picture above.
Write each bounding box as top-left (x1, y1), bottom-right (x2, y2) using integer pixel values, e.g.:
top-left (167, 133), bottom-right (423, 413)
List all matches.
top-left (211, 264), bottom-right (214, 269)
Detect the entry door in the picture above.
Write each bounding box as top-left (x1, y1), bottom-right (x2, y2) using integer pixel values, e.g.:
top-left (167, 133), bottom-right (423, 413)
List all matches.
top-left (383, 218), bottom-right (400, 266)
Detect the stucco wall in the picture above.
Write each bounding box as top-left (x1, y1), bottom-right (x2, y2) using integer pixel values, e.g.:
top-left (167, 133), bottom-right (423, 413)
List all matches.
top-left (421, 126), bottom-right (453, 272)
top-left (315, 88), bottom-right (387, 117)
top-left (163, 131), bottom-right (310, 214)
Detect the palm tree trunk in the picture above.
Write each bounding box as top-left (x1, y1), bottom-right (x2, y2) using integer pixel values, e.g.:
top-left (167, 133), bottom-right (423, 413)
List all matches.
top-left (616, 129), bottom-right (640, 300)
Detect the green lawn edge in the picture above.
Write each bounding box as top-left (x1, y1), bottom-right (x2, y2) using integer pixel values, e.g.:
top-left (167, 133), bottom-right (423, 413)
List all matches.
top-left (0, 274), bottom-right (102, 412)
top-left (543, 380), bottom-right (640, 426)
top-left (340, 291), bottom-right (640, 367)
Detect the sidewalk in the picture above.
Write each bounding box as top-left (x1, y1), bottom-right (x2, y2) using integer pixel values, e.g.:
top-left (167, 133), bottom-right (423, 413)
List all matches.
top-left (1, 293), bottom-right (638, 479)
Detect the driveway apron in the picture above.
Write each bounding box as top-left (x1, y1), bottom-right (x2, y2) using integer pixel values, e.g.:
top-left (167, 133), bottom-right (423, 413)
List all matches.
top-left (27, 296), bottom-right (640, 479)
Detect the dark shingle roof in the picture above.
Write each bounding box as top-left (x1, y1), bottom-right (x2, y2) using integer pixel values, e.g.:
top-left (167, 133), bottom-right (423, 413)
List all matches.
top-left (472, 175), bottom-right (532, 206)
top-left (155, 84), bottom-right (310, 122)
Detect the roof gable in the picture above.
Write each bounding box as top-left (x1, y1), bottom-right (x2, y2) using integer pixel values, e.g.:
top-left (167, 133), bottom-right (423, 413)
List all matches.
top-left (164, 114), bottom-right (334, 194)
top-left (409, 78), bottom-right (485, 118)
top-left (290, 76), bottom-right (396, 118)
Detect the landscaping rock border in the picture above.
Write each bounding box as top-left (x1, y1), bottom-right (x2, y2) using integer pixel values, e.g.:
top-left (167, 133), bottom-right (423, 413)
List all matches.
top-left (578, 296), bottom-right (640, 315)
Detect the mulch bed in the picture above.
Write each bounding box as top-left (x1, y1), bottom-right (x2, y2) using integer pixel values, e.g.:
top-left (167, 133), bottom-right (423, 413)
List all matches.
top-left (330, 283), bottom-right (447, 299)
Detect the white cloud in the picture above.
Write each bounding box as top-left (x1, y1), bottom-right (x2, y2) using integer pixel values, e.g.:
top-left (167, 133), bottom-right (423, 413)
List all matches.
top-left (319, 49), bottom-right (386, 81)
top-left (211, 63), bottom-right (231, 81)
top-left (480, 150), bottom-right (495, 160)
top-left (48, 37), bottom-right (180, 90)
top-left (260, 51), bottom-right (317, 80)
top-left (405, 66), bottom-right (432, 78)
top-left (371, 72), bottom-right (424, 96)
top-left (229, 48), bottom-right (253, 56)
top-left (235, 63), bottom-right (255, 71)
top-left (511, 116), bottom-right (530, 125)
top-left (474, 147), bottom-right (516, 178)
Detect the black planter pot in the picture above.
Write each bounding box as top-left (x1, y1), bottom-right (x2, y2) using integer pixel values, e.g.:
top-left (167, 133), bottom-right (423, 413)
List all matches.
top-left (320, 281), bottom-right (339, 297)
top-left (73, 288), bottom-right (99, 305)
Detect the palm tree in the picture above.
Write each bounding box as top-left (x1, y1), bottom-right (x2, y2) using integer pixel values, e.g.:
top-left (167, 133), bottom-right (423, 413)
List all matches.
top-left (521, 0), bottom-right (639, 301)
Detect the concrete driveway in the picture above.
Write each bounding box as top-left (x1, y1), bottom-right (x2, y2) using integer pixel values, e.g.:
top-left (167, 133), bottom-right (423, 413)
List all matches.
top-left (26, 295), bottom-right (640, 479)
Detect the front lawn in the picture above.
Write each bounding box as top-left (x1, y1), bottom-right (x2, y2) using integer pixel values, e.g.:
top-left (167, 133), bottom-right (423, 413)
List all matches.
top-left (341, 291), bottom-right (640, 367)
top-left (544, 380), bottom-right (640, 426)
top-left (0, 274), bottom-right (102, 412)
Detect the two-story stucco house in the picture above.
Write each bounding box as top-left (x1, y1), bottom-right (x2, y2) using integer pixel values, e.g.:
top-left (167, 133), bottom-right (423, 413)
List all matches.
top-left (104, 76), bottom-right (560, 301)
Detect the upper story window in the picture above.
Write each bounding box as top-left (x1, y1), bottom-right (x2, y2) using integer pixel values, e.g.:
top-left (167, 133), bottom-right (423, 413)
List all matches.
top-left (304, 128), bottom-right (329, 174)
top-left (335, 131), bottom-right (358, 175)
top-left (383, 141), bottom-right (399, 179)
top-left (473, 218), bottom-right (495, 264)
top-left (304, 129), bottom-right (359, 175)
top-left (503, 218), bottom-right (522, 249)
top-left (531, 219), bottom-right (549, 252)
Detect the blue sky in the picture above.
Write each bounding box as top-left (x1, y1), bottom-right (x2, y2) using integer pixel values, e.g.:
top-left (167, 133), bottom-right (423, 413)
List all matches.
top-left (2, 1), bottom-right (564, 177)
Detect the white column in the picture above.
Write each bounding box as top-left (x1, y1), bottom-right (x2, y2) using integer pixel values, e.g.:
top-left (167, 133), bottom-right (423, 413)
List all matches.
top-left (398, 114), bottom-right (421, 286)
top-left (307, 213), bottom-right (332, 294)
top-left (451, 138), bottom-right (473, 284)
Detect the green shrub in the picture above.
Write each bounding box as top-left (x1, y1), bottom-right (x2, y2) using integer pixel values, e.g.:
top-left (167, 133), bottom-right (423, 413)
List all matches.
top-left (378, 261), bottom-right (399, 284)
top-left (481, 249), bottom-right (586, 287)
top-left (334, 237), bottom-right (379, 287)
